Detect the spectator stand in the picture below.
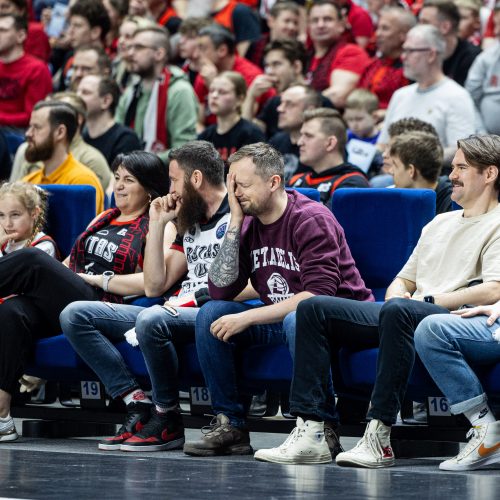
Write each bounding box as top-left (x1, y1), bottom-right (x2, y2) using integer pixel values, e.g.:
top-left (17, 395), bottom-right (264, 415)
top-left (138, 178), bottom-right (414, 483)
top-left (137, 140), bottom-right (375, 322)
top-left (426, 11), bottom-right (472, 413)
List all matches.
top-left (12, 188), bottom-right (500, 455)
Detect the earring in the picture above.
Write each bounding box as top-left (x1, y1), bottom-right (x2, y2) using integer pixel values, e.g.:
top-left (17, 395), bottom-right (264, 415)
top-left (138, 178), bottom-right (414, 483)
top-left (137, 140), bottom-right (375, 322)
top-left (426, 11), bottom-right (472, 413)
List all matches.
top-left (148, 193), bottom-right (152, 204)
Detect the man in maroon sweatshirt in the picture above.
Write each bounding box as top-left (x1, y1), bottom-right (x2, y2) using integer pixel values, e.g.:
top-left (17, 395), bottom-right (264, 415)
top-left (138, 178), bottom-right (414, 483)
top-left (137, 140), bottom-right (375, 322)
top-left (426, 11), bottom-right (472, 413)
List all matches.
top-left (183, 142), bottom-right (373, 458)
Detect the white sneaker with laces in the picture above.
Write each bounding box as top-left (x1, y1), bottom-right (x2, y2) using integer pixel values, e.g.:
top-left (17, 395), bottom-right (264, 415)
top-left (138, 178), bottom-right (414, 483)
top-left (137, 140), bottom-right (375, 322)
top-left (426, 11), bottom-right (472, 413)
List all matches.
top-left (440, 421), bottom-right (500, 471)
top-left (254, 417), bottom-right (332, 464)
top-left (336, 419), bottom-right (394, 468)
top-left (0, 416), bottom-right (18, 442)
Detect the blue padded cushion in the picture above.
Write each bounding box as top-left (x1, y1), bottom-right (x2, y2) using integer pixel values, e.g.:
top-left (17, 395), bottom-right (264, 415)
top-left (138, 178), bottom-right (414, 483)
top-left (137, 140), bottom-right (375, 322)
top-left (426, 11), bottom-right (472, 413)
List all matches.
top-left (332, 188), bottom-right (436, 301)
top-left (241, 344), bottom-right (292, 385)
top-left (43, 184), bottom-right (96, 257)
top-left (291, 187), bottom-right (321, 202)
top-left (339, 347), bottom-right (500, 400)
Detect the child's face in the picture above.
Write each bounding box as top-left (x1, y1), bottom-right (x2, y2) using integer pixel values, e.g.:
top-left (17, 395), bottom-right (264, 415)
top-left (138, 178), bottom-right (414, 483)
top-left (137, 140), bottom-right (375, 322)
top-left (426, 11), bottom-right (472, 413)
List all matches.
top-left (0, 195), bottom-right (37, 242)
top-left (344, 109), bottom-right (376, 138)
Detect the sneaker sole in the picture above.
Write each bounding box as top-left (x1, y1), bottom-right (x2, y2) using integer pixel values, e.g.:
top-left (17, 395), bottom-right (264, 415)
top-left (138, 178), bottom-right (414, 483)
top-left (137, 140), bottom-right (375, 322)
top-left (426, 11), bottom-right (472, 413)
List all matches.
top-left (98, 442), bottom-right (124, 451)
top-left (120, 436), bottom-right (185, 452)
top-left (183, 443), bottom-right (253, 457)
top-left (439, 453), bottom-right (500, 471)
top-left (336, 456), bottom-right (395, 469)
top-left (0, 431), bottom-right (19, 442)
top-left (254, 452), bottom-right (332, 464)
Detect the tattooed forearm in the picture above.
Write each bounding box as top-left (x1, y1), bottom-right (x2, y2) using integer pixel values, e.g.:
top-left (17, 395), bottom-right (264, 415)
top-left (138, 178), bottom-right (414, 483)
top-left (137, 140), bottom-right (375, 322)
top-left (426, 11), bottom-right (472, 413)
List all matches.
top-left (209, 226), bottom-right (241, 287)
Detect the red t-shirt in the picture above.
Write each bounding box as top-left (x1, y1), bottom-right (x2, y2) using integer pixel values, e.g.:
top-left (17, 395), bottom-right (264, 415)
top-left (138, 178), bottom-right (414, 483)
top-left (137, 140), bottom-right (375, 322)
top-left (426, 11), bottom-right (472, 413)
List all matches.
top-left (308, 43), bottom-right (371, 91)
top-left (358, 57), bottom-right (408, 109)
top-left (345, 0), bottom-right (374, 39)
top-left (194, 55), bottom-right (275, 125)
top-left (25, 22), bottom-right (51, 62)
top-left (0, 53), bottom-right (53, 128)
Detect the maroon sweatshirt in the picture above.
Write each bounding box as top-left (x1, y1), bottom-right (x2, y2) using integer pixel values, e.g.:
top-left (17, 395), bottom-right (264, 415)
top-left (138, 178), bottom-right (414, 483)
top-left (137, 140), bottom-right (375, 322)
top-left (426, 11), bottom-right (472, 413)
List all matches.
top-left (209, 190), bottom-right (373, 304)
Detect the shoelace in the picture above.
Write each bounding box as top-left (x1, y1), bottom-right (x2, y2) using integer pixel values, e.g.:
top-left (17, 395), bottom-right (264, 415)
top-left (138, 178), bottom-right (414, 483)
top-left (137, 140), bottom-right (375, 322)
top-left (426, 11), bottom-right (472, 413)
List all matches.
top-left (201, 416), bottom-right (224, 437)
top-left (279, 426), bottom-right (305, 450)
top-left (352, 428), bottom-right (385, 459)
top-left (454, 426), bottom-right (481, 461)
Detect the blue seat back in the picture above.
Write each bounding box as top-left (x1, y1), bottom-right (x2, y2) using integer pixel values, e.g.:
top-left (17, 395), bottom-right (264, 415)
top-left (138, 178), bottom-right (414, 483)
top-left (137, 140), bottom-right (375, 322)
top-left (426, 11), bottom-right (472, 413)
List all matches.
top-left (42, 184), bottom-right (96, 258)
top-left (290, 187), bottom-right (321, 202)
top-left (332, 188), bottom-right (436, 300)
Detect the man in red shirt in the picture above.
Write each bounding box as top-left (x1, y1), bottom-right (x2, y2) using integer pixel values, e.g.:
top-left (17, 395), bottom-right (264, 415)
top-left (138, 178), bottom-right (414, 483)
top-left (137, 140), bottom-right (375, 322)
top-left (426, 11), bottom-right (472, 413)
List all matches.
top-left (0, 13), bottom-right (52, 129)
top-left (307, 0), bottom-right (371, 108)
top-left (193, 24), bottom-right (275, 129)
top-left (359, 6), bottom-right (416, 110)
top-left (0, 0), bottom-right (50, 62)
top-left (333, 0), bottom-right (374, 48)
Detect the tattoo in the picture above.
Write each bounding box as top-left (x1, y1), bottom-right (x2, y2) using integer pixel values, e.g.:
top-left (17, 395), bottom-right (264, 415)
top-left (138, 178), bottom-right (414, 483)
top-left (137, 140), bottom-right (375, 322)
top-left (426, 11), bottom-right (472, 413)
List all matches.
top-left (209, 226), bottom-right (241, 287)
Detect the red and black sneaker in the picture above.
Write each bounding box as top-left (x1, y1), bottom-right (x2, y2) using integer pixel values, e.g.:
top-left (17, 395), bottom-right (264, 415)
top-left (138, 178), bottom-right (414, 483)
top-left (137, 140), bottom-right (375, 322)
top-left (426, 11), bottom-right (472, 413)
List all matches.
top-left (120, 408), bottom-right (185, 452)
top-left (98, 402), bottom-right (152, 451)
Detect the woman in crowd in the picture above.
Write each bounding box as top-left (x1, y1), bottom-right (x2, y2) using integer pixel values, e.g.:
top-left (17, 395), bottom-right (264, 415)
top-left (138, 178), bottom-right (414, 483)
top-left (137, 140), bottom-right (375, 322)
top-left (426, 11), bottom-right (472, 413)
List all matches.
top-left (198, 71), bottom-right (265, 162)
top-left (0, 151), bottom-right (169, 442)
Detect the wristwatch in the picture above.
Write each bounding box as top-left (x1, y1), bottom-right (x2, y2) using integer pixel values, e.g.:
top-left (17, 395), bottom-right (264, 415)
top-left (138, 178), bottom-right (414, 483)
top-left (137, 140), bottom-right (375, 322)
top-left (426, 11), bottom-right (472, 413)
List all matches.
top-left (102, 271), bottom-right (115, 292)
top-left (423, 295), bottom-right (435, 304)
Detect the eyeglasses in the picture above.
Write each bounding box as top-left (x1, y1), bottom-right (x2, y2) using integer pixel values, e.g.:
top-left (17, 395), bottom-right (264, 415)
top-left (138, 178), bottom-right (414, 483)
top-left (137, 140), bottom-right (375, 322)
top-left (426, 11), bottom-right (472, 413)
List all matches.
top-left (401, 47), bottom-right (432, 55)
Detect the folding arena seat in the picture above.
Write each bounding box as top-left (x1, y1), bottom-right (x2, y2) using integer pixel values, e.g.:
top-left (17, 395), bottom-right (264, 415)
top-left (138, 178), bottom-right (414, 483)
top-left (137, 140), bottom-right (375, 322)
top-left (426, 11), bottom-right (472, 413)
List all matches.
top-left (25, 185), bottom-right (97, 381)
top-left (330, 188), bottom-right (437, 399)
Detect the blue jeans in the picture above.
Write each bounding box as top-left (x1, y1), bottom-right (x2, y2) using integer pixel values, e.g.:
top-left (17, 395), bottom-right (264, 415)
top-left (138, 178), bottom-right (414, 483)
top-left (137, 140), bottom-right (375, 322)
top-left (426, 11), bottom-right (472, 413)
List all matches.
top-left (195, 300), bottom-right (294, 428)
top-left (415, 313), bottom-right (500, 414)
top-left (60, 302), bottom-right (198, 408)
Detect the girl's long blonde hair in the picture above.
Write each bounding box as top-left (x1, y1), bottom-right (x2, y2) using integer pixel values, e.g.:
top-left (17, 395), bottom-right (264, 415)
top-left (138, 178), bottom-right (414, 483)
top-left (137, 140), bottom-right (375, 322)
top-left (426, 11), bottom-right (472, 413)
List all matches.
top-left (0, 182), bottom-right (49, 247)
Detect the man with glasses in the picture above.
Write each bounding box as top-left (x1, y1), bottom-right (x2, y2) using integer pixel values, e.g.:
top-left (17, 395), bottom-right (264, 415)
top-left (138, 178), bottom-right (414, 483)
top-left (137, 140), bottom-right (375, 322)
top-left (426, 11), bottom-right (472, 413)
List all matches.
top-left (115, 26), bottom-right (197, 162)
top-left (377, 24), bottom-right (476, 162)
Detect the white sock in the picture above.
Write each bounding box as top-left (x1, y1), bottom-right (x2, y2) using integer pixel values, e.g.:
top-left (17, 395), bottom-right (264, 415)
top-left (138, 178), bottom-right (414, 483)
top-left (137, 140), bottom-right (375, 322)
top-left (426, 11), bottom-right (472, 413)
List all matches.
top-left (463, 405), bottom-right (496, 426)
top-left (0, 415), bottom-right (13, 431)
top-left (123, 389), bottom-right (151, 406)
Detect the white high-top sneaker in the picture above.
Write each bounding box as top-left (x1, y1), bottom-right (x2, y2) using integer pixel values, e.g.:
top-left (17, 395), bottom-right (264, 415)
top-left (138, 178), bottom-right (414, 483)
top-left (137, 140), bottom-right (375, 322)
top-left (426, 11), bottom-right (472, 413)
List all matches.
top-left (254, 417), bottom-right (332, 464)
top-left (336, 419), bottom-right (394, 468)
top-left (440, 421), bottom-right (500, 471)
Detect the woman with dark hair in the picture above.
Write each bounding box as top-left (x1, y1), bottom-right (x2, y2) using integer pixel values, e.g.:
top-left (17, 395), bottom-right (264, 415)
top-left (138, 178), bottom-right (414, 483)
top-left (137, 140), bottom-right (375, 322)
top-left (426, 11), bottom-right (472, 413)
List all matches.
top-left (0, 151), bottom-right (169, 442)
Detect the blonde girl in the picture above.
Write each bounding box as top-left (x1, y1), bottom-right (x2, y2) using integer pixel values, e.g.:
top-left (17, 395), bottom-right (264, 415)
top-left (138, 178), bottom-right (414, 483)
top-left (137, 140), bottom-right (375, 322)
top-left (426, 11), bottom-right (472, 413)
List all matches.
top-left (0, 182), bottom-right (58, 258)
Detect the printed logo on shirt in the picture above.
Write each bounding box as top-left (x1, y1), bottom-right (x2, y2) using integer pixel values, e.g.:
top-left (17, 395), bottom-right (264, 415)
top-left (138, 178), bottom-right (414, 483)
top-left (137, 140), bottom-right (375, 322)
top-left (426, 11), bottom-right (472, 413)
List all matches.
top-left (85, 235), bottom-right (119, 263)
top-left (317, 182), bottom-right (333, 193)
top-left (184, 236), bottom-right (195, 243)
top-left (194, 262), bottom-right (208, 278)
top-left (0, 77), bottom-right (20, 99)
top-left (185, 244), bottom-right (221, 264)
top-left (266, 272), bottom-right (294, 303)
top-left (216, 222), bottom-right (227, 239)
top-left (251, 247), bottom-right (300, 273)
top-left (117, 229), bottom-right (128, 236)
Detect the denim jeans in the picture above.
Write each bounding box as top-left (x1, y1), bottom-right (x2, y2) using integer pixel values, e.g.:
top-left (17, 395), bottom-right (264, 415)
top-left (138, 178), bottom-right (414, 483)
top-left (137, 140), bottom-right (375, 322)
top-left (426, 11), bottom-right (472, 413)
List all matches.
top-left (60, 302), bottom-right (198, 408)
top-left (195, 300), bottom-right (294, 428)
top-left (415, 313), bottom-right (500, 414)
top-left (289, 296), bottom-right (447, 425)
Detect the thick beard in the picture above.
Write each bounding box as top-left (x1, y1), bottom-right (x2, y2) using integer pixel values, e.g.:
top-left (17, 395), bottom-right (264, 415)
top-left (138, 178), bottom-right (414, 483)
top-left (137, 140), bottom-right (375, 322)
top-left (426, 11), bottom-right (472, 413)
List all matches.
top-left (176, 182), bottom-right (208, 235)
top-left (25, 136), bottom-right (55, 163)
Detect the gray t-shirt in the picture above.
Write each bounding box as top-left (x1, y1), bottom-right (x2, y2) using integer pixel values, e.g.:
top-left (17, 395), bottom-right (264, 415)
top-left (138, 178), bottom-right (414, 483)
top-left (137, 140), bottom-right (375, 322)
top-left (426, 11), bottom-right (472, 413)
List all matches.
top-left (378, 78), bottom-right (476, 147)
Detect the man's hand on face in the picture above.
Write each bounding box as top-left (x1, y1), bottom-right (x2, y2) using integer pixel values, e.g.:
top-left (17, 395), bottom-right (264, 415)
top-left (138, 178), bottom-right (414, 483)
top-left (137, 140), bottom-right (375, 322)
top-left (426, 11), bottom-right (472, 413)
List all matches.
top-left (149, 193), bottom-right (181, 224)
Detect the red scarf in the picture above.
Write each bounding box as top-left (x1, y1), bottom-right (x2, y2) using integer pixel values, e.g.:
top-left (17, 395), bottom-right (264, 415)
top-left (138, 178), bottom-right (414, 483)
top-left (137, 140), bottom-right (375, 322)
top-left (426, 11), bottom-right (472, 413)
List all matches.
top-left (307, 41), bottom-right (346, 92)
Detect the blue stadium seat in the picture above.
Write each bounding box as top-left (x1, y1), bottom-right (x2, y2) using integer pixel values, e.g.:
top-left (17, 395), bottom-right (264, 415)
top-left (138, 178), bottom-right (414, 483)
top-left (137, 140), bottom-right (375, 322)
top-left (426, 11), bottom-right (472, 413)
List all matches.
top-left (332, 188), bottom-right (436, 301)
top-left (290, 187), bottom-right (320, 202)
top-left (3, 130), bottom-right (24, 156)
top-left (42, 184), bottom-right (96, 258)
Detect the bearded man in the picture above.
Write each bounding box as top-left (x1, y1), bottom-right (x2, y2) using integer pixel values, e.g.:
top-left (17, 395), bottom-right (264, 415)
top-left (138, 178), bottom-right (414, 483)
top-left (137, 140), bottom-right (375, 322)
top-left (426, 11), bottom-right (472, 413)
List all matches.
top-left (60, 140), bottom-right (241, 452)
top-left (22, 100), bottom-right (104, 213)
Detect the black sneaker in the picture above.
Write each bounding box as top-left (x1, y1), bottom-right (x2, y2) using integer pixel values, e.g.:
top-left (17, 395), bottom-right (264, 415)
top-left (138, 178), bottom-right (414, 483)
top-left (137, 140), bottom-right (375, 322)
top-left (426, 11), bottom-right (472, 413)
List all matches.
top-left (98, 402), bottom-right (151, 451)
top-left (120, 408), bottom-right (185, 452)
top-left (325, 424), bottom-right (344, 459)
top-left (183, 414), bottom-right (253, 457)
